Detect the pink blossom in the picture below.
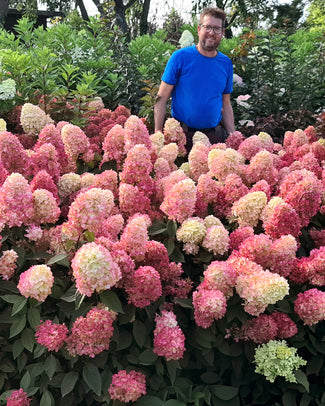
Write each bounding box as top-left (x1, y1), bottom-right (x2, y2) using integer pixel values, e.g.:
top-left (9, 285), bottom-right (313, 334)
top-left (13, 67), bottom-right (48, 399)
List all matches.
top-left (29, 143), bottom-right (61, 183)
top-left (197, 174), bottom-right (223, 204)
top-left (32, 189), bottom-right (60, 224)
top-left (109, 370), bottom-right (146, 403)
top-left (100, 214), bottom-right (124, 240)
top-left (20, 103), bottom-right (53, 136)
top-left (25, 225), bottom-right (43, 242)
top-left (246, 150), bottom-right (278, 186)
top-left (223, 173), bottom-right (249, 206)
top-left (153, 310), bottom-right (185, 360)
top-left (57, 172), bottom-right (81, 200)
top-left (60, 123), bottom-right (90, 161)
top-left (68, 187), bottom-right (115, 233)
top-left (160, 178), bottom-right (197, 223)
top-left (125, 266), bottom-right (162, 307)
top-left (101, 124), bottom-right (127, 167)
top-left (188, 142), bottom-right (209, 181)
top-left (154, 157), bottom-right (172, 180)
top-left (268, 235), bottom-right (298, 278)
top-left (140, 240), bottom-right (170, 278)
top-left (71, 242), bottom-right (122, 296)
top-left (271, 312), bottom-right (298, 339)
top-left (294, 246), bottom-right (325, 286)
top-left (237, 233), bottom-right (272, 269)
top-left (120, 144), bottom-right (152, 185)
top-left (6, 388), bottom-right (31, 406)
top-left (66, 306), bottom-right (116, 357)
top-left (158, 143), bottom-right (179, 171)
top-left (241, 314), bottom-right (278, 343)
top-left (297, 152), bottom-right (322, 179)
top-left (294, 289), bottom-right (325, 325)
top-left (229, 226), bottom-right (254, 251)
top-left (238, 135), bottom-right (263, 160)
top-left (92, 170), bottom-right (118, 198)
top-left (0, 173), bottom-right (34, 227)
top-left (119, 183), bottom-right (151, 217)
top-left (250, 180), bottom-right (272, 200)
top-left (231, 191), bottom-right (267, 228)
top-left (202, 224), bottom-right (229, 256)
top-left (225, 131), bottom-right (245, 150)
top-left (17, 264), bottom-right (54, 302)
top-left (0, 160), bottom-right (9, 186)
top-left (119, 214), bottom-right (151, 261)
top-left (208, 148), bottom-right (245, 181)
top-left (30, 170), bottom-right (59, 203)
top-left (124, 115), bottom-right (151, 152)
top-left (35, 320), bottom-right (68, 351)
top-left (0, 131), bottom-right (30, 174)
top-left (193, 285), bottom-right (227, 328)
top-left (163, 118), bottom-right (187, 156)
top-left (309, 227), bottom-right (325, 248)
top-left (283, 129), bottom-right (308, 155)
top-left (203, 261), bottom-right (237, 298)
top-left (0, 249), bottom-right (18, 280)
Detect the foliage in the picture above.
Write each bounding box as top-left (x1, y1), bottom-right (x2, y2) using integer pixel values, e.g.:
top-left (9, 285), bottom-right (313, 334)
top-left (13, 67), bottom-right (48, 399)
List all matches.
top-left (305, 0), bottom-right (325, 29)
top-left (162, 8), bottom-right (185, 46)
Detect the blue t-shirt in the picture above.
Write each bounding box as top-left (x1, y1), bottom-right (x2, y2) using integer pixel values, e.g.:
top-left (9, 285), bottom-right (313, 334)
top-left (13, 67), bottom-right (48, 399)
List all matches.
top-left (161, 45), bottom-right (233, 129)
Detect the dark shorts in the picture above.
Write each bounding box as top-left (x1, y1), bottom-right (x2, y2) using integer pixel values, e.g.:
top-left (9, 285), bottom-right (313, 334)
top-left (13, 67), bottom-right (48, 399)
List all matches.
top-left (180, 122), bottom-right (228, 153)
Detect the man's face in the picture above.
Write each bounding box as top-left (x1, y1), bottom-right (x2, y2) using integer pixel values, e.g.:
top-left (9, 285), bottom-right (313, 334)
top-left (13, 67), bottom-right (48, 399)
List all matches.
top-left (197, 15), bottom-right (224, 52)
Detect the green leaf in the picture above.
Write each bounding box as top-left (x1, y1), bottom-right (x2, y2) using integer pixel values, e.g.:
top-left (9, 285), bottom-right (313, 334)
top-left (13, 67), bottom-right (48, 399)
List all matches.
top-left (40, 390), bottom-right (53, 406)
top-left (12, 339), bottom-right (24, 359)
top-left (74, 291), bottom-right (85, 310)
top-left (166, 239), bottom-right (175, 255)
top-left (136, 396), bottom-right (164, 406)
top-left (20, 371), bottom-right (31, 391)
top-left (115, 330), bottom-right (133, 351)
top-left (2, 294), bottom-right (21, 303)
top-left (167, 220), bottom-right (177, 237)
top-left (47, 253), bottom-right (70, 266)
top-left (61, 372), bottom-right (79, 397)
top-left (21, 328), bottom-right (35, 352)
top-left (148, 221), bottom-right (167, 236)
top-left (11, 297), bottom-right (27, 316)
top-left (166, 360), bottom-right (180, 385)
top-left (84, 230), bottom-right (95, 242)
top-left (210, 385), bottom-right (238, 400)
top-left (306, 355), bottom-right (323, 375)
top-left (282, 391), bottom-right (297, 406)
top-left (295, 370), bottom-right (309, 392)
top-left (200, 372), bottom-right (219, 384)
top-left (165, 401), bottom-right (187, 406)
top-left (174, 298), bottom-right (193, 309)
top-left (133, 320), bottom-right (146, 348)
top-left (99, 290), bottom-right (124, 313)
top-left (82, 362), bottom-right (102, 396)
top-left (10, 315), bottom-right (26, 338)
top-left (27, 307), bottom-right (41, 329)
top-left (61, 285), bottom-right (77, 302)
top-left (45, 354), bottom-right (57, 379)
top-left (138, 349), bottom-right (158, 365)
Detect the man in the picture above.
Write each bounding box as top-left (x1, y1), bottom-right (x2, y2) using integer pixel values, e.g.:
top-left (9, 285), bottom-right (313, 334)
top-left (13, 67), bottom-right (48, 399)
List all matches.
top-left (154, 7), bottom-right (235, 153)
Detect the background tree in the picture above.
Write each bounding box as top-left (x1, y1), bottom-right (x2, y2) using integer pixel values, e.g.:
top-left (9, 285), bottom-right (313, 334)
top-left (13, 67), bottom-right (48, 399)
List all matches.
top-left (305, 0), bottom-right (325, 27)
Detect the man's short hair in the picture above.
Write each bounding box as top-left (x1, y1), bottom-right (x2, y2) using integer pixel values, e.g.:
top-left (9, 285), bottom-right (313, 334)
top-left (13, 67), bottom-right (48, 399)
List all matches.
top-left (199, 7), bottom-right (227, 25)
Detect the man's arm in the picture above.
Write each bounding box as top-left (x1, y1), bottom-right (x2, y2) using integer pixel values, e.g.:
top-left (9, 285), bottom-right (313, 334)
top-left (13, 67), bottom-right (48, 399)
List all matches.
top-left (154, 81), bottom-right (174, 133)
top-left (222, 93), bottom-right (236, 134)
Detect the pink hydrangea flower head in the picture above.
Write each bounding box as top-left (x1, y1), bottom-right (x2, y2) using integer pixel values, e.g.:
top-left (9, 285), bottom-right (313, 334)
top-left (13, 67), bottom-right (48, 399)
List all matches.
top-left (283, 129), bottom-right (308, 154)
top-left (231, 191), bottom-right (267, 228)
top-left (20, 102), bottom-right (54, 136)
top-left (163, 118), bottom-right (187, 156)
top-left (57, 172), bottom-right (81, 200)
top-left (188, 141), bottom-right (209, 181)
top-left (235, 267), bottom-right (289, 316)
top-left (193, 286), bottom-right (227, 328)
top-left (154, 157), bottom-right (172, 180)
top-left (238, 135), bottom-right (263, 160)
top-left (304, 125), bottom-right (318, 142)
top-left (100, 214), bottom-right (125, 240)
top-left (150, 131), bottom-right (165, 155)
top-left (71, 242), bottom-right (122, 296)
top-left (153, 310), bottom-right (185, 360)
top-left (223, 173), bottom-right (249, 205)
top-left (297, 246), bottom-right (325, 286)
top-left (66, 306), bottom-right (117, 357)
top-left (208, 147), bottom-right (245, 181)
top-left (237, 233), bottom-right (272, 269)
top-left (197, 174), bottom-right (223, 204)
top-left (0, 131), bottom-right (30, 174)
top-left (309, 228), bottom-right (325, 248)
top-left (0, 160), bottom-right (9, 186)
top-left (271, 312), bottom-right (298, 339)
top-left (120, 143), bottom-right (152, 185)
top-left (250, 179), bottom-right (272, 200)
top-left (119, 213), bottom-right (151, 261)
top-left (310, 141), bottom-right (325, 164)
top-left (92, 169), bottom-right (118, 197)
top-left (68, 187), bottom-right (115, 233)
top-left (160, 178), bottom-right (197, 223)
top-left (35, 123), bottom-right (69, 170)
top-left (32, 189), bottom-right (60, 224)
top-left (202, 224), bottom-right (229, 256)
top-left (101, 124), bottom-right (127, 167)
top-left (294, 288), bottom-right (325, 325)
top-left (125, 266), bottom-right (162, 307)
top-left (119, 183), bottom-right (151, 218)
top-left (246, 150), bottom-right (278, 186)
top-left (192, 131), bottom-right (211, 148)
top-left (225, 131), bottom-right (245, 150)
top-left (257, 132), bottom-right (274, 151)
top-left (242, 314), bottom-right (278, 343)
top-left (35, 320), bottom-right (68, 351)
top-left (158, 143), bottom-right (179, 169)
top-left (140, 240), bottom-right (170, 278)
top-left (25, 225), bottom-right (43, 242)
top-left (0, 173), bottom-right (34, 227)
top-left (17, 264), bottom-right (54, 302)
top-left (298, 152), bottom-right (322, 179)
top-left (268, 235), bottom-right (298, 278)
top-left (109, 370), bottom-right (146, 403)
top-left (109, 249), bottom-right (135, 286)
top-left (261, 197), bottom-right (301, 239)
top-left (6, 388), bottom-right (31, 406)
top-left (0, 249), bottom-right (18, 280)
top-left (229, 226), bottom-right (254, 251)
top-left (203, 261), bottom-right (237, 298)
top-left (61, 123), bottom-right (90, 161)
top-left (29, 142), bottom-right (61, 183)
top-left (124, 115), bottom-right (151, 153)
top-left (30, 170), bottom-right (59, 202)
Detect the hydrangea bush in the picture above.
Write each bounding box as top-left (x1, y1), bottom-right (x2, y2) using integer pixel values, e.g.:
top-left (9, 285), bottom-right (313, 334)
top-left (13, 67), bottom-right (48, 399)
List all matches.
top-left (0, 103), bottom-right (324, 405)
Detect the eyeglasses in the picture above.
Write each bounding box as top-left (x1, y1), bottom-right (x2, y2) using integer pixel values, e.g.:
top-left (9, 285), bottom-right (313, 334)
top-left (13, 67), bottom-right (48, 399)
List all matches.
top-left (200, 24), bottom-right (223, 34)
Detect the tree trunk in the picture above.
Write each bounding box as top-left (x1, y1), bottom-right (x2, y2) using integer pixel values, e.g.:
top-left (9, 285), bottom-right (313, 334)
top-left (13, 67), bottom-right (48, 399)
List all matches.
top-left (139, 0), bottom-right (150, 35)
top-left (76, 0), bottom-right (89, 20)
top-left (0, 0), bottom-right (9, 28)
